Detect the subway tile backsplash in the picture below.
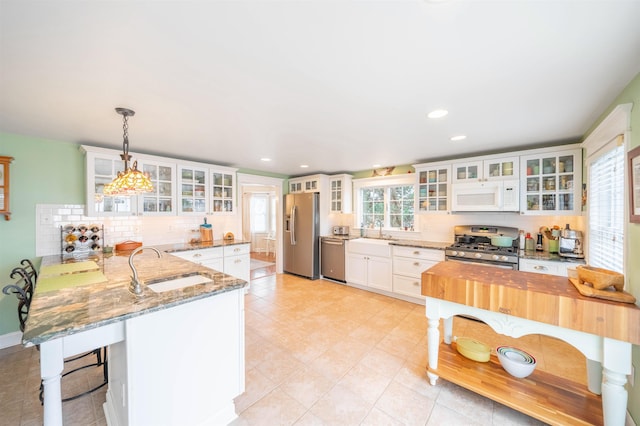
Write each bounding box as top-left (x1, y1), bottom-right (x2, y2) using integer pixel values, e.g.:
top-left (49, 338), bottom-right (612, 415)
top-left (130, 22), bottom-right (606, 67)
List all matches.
top-left (35, 204), bottom-right (212, 256)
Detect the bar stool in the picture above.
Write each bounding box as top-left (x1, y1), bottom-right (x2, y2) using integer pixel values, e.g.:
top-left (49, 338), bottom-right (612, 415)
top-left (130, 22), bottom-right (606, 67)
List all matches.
top-left (3, 260), bottom-right (108, 403)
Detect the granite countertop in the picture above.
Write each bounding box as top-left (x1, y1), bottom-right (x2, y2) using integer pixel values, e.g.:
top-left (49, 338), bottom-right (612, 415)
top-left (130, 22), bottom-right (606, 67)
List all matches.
top-left (23, 250), bottom-right (247, 346)
top-left (519, 250), bottom-right (586, 264)
top-left (390, 239), bottom-right (451, 250)
top-left (155, 239), bottom-right (250, 253)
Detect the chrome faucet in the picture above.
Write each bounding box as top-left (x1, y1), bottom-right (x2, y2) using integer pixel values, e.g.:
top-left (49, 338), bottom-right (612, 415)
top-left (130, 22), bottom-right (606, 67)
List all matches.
top-left (128, 246), bottom-right (162, 296)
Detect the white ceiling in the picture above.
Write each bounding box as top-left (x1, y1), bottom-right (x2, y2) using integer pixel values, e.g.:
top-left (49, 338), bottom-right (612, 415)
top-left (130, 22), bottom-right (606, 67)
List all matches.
top-left (1, 1), bottom-right (640, 177)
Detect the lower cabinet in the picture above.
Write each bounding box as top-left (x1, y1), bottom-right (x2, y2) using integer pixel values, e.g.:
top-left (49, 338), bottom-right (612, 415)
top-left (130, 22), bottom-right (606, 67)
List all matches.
top-left (519, 258), bottom-right (576, 277)
top-left (392, 246), bottom-right (444, 298)
top-left (346, 253), bottom-right (392, 292)
top-left (169, 243), bottom-right (250, 283)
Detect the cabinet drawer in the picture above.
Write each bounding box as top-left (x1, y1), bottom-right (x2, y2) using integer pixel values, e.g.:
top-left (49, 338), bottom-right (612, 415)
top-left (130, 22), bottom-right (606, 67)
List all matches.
top-left (392, 246), bottom-right (444, 261)
top-left (170, 247), bottom-right (223, 263)
top-left (224, 243), bottom-right (250, 257)
top-left (519, 259), bottom-right (569, 277)
top-left (393, 257), bottom-right (439, 278)
top-left (392, 275), bottom-right (424, 298)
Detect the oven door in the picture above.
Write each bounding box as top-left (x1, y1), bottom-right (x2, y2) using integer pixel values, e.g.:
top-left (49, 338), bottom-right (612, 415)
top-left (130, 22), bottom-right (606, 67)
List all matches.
top-left (445, 257), bottom-right (518, 270)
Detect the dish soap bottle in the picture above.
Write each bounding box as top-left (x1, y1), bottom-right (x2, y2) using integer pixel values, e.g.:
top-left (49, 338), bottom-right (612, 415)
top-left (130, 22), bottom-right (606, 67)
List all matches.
top-left (536, 233), bottom-right (543, 251)
top-left (525, 233), bottom-right (535, 251)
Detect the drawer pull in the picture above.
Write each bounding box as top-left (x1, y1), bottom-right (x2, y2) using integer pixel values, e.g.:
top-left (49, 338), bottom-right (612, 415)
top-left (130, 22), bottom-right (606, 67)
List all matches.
top-left (413, 251), bottom-right (420, 255)
top-left (413, 262), bottom-right (420, 267)
top-left (193, 253), bottom-right (202, 258)
top-left (413, 282), bottom-right (419, 286)
top-left (533, 265), bottom-right (547, 270)
top-left (235, 259), bottom-right (241, 264)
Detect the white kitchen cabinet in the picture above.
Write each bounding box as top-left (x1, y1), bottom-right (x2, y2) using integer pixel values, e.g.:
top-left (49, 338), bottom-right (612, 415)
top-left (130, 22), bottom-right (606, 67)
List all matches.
top-left (329, 174), bottom-right (352, 213)
top-left (415, 165), bottom-right (450, 213)
top-left (452, 156), bottom-right (518, 183)
top-left (82, 146), bottom-right (136, 216)
top-left (289, 174), bottom-right (329, 194)
top-left (346, 240), bottom-right (392, 292)
top-left (170, 247), bottom-right (224, 272)
top-left (210, 168), bottom-right (236, 214)
top-left (223, 243), bottom-right (251, 283)
top-left (519, 258), bottom-right (575, 277)
top-left (137, 159), bottom-right (176, 215)
top-left (392, 246), bottom-right (444, 298)
top-left (178, 164), bottom-right (208, 215)
top-left (520, 148), bottom-right (582, 215)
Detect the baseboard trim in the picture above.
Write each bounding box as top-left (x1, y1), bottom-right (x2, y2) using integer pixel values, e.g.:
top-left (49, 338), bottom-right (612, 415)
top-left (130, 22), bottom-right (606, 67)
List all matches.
top-left (0, 331), bottom-right (23, 349)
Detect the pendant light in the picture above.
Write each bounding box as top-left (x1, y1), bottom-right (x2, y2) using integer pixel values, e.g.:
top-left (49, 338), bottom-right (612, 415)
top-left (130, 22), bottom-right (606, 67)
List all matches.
top-left (103, 108), bottom-right (153, 196)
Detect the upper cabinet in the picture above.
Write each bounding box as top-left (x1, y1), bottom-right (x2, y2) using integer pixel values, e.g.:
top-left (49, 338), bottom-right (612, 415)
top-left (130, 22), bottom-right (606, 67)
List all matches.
top-left (452, 156), bottom-right (519, 183)
top-left (137, 159), bottom-right (176, 216)
top-left (519, 148), bottom-right (582, 215)
top-left (210, 169), bottom-right (235, 214)
top-left (329, 174), bottom-right (353, 213)
top-left (289, 174), bottom-right (329, 194)
top-left (82, 146), bottom-right (237, 217)
top-left (415, 165), bottom-right (450, 213)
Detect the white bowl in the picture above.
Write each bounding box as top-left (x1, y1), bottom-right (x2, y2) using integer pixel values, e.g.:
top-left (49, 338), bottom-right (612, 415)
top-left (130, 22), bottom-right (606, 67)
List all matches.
top-left (496, 346), bottom-right (537, 378)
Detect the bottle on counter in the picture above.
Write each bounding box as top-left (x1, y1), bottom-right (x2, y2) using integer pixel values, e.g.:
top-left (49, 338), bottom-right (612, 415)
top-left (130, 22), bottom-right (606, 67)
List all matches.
top-left (518, 230), bottom-right (525, 251)
top-left (525, 233), bottom-right (535, 251)
top-left (536, 233), bottom-right (543, 251)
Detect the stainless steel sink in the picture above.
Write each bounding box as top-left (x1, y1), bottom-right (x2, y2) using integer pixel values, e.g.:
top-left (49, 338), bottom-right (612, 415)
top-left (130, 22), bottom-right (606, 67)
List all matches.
top-left (147, 273), bottom-right (213, 293)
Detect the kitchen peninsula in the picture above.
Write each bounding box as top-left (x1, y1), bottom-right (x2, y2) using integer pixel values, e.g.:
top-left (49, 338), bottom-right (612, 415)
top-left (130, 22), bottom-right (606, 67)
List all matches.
top-left (421, 262), bottom-right (640, 426)
top-left (22, 248), bottom-right (248, 426)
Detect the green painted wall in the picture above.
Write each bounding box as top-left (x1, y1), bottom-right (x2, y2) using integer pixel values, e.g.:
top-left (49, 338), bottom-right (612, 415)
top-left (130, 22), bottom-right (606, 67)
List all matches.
top-left (0, 133), bottom-right (85, 335)
top-left (584, 72), bottom-right (640, 422)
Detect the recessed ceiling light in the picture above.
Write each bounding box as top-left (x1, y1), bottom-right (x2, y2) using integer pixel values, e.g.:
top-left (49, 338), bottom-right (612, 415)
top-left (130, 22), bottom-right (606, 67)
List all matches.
top-left (427, 109), bottom-right (448, 119)
top-left (372, 164), bottom-right (382, 168)
top-left (260, 158), bottom-right (271, 162)
top-left (300, 164), bottom-right (309, 168)
top-left (450, 135), bottom-right (467, 141)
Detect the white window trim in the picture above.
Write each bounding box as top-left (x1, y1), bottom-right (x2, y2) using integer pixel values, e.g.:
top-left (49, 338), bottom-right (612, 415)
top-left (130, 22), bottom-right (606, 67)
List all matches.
top-left (353, 174), bottom-right (415, 230)
top-left (581, 103), bottom-right (633, 277)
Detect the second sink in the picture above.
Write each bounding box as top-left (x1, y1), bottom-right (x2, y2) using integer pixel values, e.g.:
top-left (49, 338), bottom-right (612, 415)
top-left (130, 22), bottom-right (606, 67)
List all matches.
top-left (147, 273), bottom-right (213, 293)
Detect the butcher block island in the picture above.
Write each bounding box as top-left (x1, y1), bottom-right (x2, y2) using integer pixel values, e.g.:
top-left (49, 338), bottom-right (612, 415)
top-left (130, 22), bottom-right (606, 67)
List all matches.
top-left (421, 262), bottom-right (640, 426)
top-left (23, 250), bottom-right (248, 426)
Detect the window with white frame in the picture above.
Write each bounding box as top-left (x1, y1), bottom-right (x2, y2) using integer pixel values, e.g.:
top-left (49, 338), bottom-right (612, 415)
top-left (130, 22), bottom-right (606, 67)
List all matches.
top-left (354, 175), bottom-right (414, 230)
top-left (587, 136), bottom-right (625, 273)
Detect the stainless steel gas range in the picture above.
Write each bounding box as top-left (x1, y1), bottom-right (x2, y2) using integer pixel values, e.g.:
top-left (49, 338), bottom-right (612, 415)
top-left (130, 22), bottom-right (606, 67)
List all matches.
top-left (445, 225), bottom-right (520, 270)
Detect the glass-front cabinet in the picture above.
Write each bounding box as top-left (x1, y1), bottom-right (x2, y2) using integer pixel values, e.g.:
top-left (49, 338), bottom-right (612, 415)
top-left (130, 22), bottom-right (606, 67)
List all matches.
top-left (210, 169), bottom-right (235, 213)
top-left (520, 148), bottom-right (582, 215)
top-left (415, 165), bottom-right (450, 213)
top-left (84, 148), bottom-right (136, 216)
top-left (137, 160), bottom-right (176, 215)
top-left (329, 174), bottom-right (352, 213)
top-left (178, 165), bottom-right (208, 215)
top-left (452, 156), bottom-right (518, 182)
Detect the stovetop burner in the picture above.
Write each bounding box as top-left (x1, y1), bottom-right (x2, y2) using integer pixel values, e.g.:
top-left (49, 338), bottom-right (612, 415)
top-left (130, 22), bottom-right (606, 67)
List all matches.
top-left (450, 242), bottom-right (517, 255)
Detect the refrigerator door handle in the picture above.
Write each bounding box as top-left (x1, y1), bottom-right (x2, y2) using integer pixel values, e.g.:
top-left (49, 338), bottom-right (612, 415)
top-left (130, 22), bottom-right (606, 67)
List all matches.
top-left (290, 205), bottom-right (297, 245)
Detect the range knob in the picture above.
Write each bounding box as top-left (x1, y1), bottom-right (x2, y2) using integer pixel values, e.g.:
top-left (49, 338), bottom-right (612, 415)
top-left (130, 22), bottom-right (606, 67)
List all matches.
top-left (450, 251), bottom-right (458, 256)
top-left (492, 255), bottom-right (500, 261)
top-left (474, 253), bottom-right (482, 259)
top-left (458, 251), bottom-right (466, 257)
top-left (500, 256), bottom-right (509, 261)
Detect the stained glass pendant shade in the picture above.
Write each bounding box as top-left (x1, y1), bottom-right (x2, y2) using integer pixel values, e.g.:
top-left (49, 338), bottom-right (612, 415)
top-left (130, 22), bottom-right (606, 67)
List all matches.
top-left (103, 108), bottom-right (153, 196)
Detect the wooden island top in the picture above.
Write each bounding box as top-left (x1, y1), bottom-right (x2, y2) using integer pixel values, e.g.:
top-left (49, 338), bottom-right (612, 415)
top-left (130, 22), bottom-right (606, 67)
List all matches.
top-left (421, 261), bottom-right (640, 345)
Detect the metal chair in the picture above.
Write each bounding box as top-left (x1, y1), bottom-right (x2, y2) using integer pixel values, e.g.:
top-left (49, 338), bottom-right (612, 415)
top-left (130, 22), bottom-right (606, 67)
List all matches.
top-left (4, 260), bottom-right (108, 403)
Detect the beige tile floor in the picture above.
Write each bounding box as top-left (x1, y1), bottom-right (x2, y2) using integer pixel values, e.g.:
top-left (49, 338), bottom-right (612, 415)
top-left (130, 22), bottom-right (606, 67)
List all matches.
top-left (0, 273), bottom-right (588, 425)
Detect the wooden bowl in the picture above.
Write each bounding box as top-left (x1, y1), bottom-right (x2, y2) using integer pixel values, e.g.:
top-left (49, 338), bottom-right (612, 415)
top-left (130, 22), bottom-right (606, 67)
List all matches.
top-left (576, 265), bottom-right (624, 291)
top-left (115, 240), bottom-right (142, 252)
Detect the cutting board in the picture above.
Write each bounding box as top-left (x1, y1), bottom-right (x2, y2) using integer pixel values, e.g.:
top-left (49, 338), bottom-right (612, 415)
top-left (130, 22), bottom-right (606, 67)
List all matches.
top-left (37, 271), bottom-right (108, 293)
top-left (39, 261), bottom-right (99, 278)
top-left (569, 278), bottom-right (636, 304)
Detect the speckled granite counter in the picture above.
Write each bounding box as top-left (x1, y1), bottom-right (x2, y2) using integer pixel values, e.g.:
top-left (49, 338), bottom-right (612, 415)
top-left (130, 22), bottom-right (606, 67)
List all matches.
top-left (519, 250), bottom-right (586, 264)
top-left (23, 250), bottom-right (247, 346)
top-left (154, 239), bottom-right (250, 253)
top-left (390, 239), bottom-right (450, 250)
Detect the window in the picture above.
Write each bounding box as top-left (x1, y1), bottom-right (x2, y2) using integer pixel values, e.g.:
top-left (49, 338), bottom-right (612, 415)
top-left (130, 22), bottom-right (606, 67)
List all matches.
top-left (587, 137), bottom-right (625, 273)
top-left (354, 175), bottom-right (414, 230)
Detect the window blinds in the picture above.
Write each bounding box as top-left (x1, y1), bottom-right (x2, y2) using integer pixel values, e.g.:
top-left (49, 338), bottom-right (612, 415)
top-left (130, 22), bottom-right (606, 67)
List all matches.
top-left (587, 136), bottom-right (624, 273)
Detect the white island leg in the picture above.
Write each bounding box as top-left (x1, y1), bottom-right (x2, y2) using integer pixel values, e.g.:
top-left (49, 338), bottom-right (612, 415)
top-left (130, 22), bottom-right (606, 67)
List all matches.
top-left (39, 339), bottom-right (64, 426)
top-left (426, 317), bottom-right (440, 386)
top-left (601, 338), bottom-right (631, 426)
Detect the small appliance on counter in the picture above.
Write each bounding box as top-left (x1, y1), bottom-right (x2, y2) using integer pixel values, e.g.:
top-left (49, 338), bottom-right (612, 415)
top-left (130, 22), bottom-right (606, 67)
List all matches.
top-left (332, 226), bottom-right (350, 236)
top-left (559, 224), bottom-right (584, 258)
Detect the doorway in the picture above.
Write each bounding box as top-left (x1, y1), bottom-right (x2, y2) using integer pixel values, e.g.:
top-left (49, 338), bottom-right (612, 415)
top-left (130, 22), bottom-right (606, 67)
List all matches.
top-left (237, 173), bottom-right (284, 277)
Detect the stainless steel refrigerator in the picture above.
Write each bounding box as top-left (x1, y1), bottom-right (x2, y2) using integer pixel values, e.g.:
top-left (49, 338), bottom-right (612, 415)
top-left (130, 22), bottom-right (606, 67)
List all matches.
top-left (283, 192), bottom-right (320, 279)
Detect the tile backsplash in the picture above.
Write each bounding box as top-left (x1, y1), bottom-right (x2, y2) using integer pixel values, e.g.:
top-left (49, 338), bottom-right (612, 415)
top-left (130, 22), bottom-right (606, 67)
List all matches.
top-left (35, 204), bottom-right (238, 256)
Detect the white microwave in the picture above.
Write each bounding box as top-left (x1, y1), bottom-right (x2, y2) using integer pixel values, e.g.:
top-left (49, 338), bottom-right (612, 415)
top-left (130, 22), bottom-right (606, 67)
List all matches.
top-left (451, 180), bottom-right (520, 212)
